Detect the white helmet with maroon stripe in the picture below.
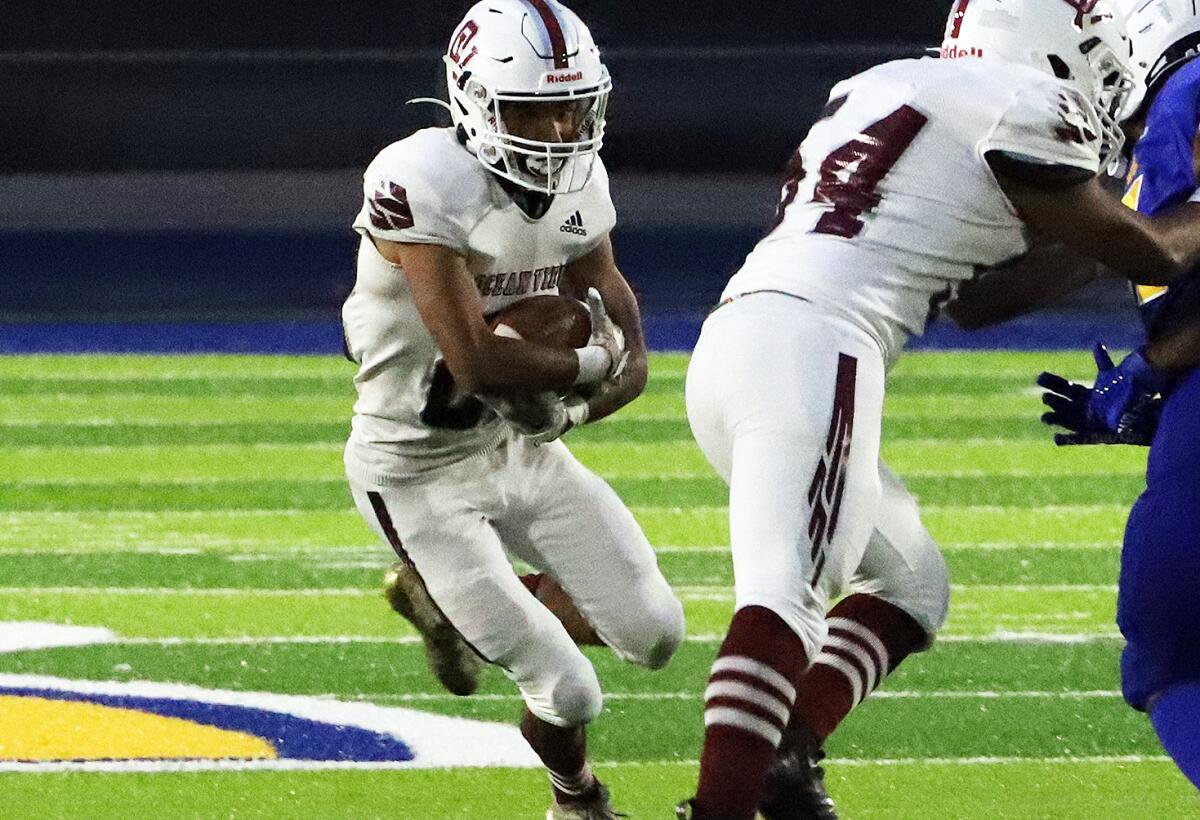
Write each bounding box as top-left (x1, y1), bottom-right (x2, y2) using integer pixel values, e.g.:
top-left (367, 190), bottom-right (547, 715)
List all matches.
top-left (444, 0), bottom-right (611, 195)
top-left (940, 0), bottom-right (1137, 166)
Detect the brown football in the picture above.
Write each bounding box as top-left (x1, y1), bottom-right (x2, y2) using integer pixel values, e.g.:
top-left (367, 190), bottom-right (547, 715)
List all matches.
top-left (488, 294), bottom-right (591, 348)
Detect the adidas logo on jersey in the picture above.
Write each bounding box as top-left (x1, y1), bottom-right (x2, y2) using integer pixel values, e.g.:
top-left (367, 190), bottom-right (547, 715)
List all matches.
top-left (560, 211), bottom-right (587, 236)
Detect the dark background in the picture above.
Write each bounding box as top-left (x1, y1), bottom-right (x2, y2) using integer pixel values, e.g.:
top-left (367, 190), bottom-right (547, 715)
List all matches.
top-left (0, 1), bottom-right (1134, 338)
top-left (3, 1), bottom-right (941, 174)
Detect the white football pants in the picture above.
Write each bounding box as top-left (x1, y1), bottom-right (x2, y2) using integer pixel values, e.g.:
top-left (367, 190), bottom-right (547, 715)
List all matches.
top-left (347, 432), bottom-right (685, 727)
top-left (686, 292), bottom-right (949, 662)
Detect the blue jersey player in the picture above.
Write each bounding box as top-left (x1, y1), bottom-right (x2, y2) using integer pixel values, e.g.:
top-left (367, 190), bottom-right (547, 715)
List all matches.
top-left (1039, 0), bottom-right (1200, 790)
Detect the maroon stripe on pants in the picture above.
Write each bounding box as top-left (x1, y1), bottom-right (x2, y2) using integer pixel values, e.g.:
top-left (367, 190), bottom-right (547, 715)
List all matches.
top-left (366, 490), bottom-right (493, 664)
top-left (367, 490), bottom-right (411, 566)
top-left (806, 353), bottom-right (857, 587)
top-left (526, 0), bottom-right (570, 68)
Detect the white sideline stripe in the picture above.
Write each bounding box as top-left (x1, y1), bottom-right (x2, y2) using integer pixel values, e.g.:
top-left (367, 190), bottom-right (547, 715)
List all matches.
top-left (4, 442), bottom-right (344, 455)
top-left (71, 631), bottom-right (1121, 647)
top-left (0, 470), bottom-right (1144, 487)
top-left (118, 636), bottom-right (419, 646)
top-left (0, 583), bottom-right (1117, 596)
top-left (0, 542), bottom-right (1127, 556)
top-left (0, 504), bottom-right (1133, 521)
top-left (0, 587), bottom-right (375, 596)
top-left (938, 631), bottom-right (1124, 644)
top-left (365, 690), bottom-right (1124, 703)
top-left (588, 755), bottom-right (1172, 768)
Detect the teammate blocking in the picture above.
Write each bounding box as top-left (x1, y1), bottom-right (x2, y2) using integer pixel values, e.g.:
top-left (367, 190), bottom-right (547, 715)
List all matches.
top-left (679, 1), bottom-right (1200, 817)
top-left (339, 2), bottom-right (684, 817)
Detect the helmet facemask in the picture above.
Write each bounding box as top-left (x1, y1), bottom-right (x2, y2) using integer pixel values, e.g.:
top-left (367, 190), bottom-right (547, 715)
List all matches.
top-left (1074, 34), bottom-right (1138, 167)
top-left (451, 65), bottom-right (611, 195)
top-left (441, 0), bottom-right (613, 197)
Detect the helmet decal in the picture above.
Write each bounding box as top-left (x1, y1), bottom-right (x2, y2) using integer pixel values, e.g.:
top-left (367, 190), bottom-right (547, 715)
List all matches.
top-left (521, 0), bottom-right (571, 68)
top-left (449, 20), bottom-right (480, 70)
top-left (948, 0), bottom-right (972, 40)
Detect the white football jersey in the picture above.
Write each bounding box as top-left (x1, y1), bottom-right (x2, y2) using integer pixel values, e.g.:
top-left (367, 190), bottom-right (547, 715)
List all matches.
top-left (724, 58), bottom-right (1103, 362)
top-left (343, 127), bottom-right (616, 479)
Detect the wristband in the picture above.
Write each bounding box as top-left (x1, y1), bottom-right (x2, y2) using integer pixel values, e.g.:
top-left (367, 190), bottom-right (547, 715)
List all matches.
top-left (574, 345), bottom-right (612, 385)
top-left (565, 395), bottom-right (590, 427)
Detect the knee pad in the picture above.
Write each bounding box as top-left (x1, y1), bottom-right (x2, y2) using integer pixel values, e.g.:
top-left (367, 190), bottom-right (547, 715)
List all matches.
top-left (634, 593), bottom-right (686, 671)
top-left (519, 651), bottom-right (603, 727)
top-left (853, 526), bottom-right (950, 641)
top-left (588, 576), bottom-right (685, 671)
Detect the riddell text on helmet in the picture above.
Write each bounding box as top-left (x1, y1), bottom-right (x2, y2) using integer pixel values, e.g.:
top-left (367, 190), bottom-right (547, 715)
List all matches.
top-left (940, 45), bottom-right (985, 58)
top-left (544, 70), bottom-right (584, 84)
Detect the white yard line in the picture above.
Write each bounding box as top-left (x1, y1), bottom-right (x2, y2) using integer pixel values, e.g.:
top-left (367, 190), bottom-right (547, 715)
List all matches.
top-left (360, 690), bottom-right (1123, 704)
top-left (0, 583), bottom-right (1119, 596)
top-left (590, 755), bottom-right (1171, 768)
top-left (0, 753), bottom-right (1170, 775)
top-left (95, 632), bottom-right (1122, 646)
top-left (0, 542), bottom-right (1126, 556)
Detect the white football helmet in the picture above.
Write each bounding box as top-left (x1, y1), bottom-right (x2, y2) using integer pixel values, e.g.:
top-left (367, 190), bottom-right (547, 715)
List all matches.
top-left (940, 0), bottom-right (1137, 166)
top-left (443, 0), bottom-right (611, 195)
top-left (1117, 0), bottom-right (1200, 114)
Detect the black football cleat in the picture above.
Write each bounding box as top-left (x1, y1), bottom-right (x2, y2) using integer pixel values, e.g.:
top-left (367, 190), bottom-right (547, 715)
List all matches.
top-left (384, 561), bottom-right (480, 696)
top-left (758, 729), bottom-right (838, 820)
top-left (674, 799), bottom-right (696, 819)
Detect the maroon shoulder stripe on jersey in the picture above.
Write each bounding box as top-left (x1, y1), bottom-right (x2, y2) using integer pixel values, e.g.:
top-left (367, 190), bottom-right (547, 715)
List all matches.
top-left (525, 0), bottom-right (570, 68)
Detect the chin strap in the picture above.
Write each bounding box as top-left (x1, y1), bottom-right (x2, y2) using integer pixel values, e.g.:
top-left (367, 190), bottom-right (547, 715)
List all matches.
top-left (406, 97), bottom-right (453, 113)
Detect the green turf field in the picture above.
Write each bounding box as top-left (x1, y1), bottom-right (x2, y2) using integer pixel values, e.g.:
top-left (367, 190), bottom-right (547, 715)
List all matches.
top-left (0, 351), bottom-right (1196, 819)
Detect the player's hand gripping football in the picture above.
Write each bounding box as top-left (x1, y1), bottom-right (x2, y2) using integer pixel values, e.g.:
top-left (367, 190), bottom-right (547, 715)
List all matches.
top-left (484, 391), bottom-right (589, 446)
top-left (585, 287), bottom-right (628, 382)
top-left (1037, 343), bottom-right (1164, 446)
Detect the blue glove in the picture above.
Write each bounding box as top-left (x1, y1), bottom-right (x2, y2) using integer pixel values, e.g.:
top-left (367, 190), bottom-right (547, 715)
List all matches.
top-left (1036, 343), bottom-right (1165, 446)
top-left (1084, 344), bottom-right (1167, 431)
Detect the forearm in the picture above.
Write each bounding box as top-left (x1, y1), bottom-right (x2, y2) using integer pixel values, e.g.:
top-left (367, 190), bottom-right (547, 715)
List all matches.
top-left (1136, 202), bottom-right (1200, 284)
top-left (582, 352), bottom-right (647, 423)
top-left (996, 172), bottom-right (1200, 285)
top-left (452, 333), bottom-right (586, 396)
top-left (562, 237), bottom-right (650, 421)
top-left (945, 243), bottom-right (1104, 330)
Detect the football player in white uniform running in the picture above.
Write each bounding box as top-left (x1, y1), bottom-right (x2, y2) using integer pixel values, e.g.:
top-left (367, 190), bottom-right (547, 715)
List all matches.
top-left (341, 2), bottom-right (684, 817)
top-left (678, 2), bottom-right (1200, 818)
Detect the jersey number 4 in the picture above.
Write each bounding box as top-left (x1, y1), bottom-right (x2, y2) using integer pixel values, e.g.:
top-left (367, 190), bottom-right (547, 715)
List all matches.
top-left (773, 103), bottom-right (928, 239)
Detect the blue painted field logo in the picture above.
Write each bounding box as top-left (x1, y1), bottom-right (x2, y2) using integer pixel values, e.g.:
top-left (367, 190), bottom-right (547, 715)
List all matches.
top-left (0, 673), bottom-right (539, 771)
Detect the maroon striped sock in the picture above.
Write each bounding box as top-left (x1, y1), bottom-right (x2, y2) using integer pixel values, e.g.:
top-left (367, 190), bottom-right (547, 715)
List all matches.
top-left (789, 594), bottom-right (929, 743)
top-left (693, 606), bottom-right (808, 820)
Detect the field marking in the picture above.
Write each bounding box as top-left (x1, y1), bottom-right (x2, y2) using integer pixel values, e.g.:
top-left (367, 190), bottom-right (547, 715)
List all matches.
top-left (0, 542), bottom-right (1126, 557)
top-left (360, 690), bottom-right (1123, 704)
top-left (69, 632), bottom-right (1128, 646)
top-left (0, 754), bottom-right (1170, 774)
top-left (0, 632), bottom-right (1124, 651)
top-left (589, 755), bottom-right (1172, 768)
top-left (672, 584), bottom-right (1118, 601)
top-left (0, 504), bottom-right (1135, 521)
top-left (0, 583), bottom-right (1119, 596)
top-left (0, 673), bottom-right (540, 770)
top-left (0, 469), bottom-right (1145, 487)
